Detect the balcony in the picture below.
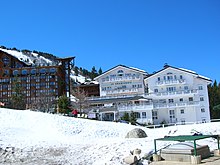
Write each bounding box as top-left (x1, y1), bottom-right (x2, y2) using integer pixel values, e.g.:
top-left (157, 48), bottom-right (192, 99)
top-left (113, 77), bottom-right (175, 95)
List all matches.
top-left (147, 89), bottom-right (198, 98)
top-left (102, 76), bottom-right (141, 82)
top-left (156, 79), bottom-right (185, 86)
top-left (117, 103), bottom-right (153, 111)
top-left (105, 89), bottom-right (139, 95)
top-left (153, 101), bottom-right (200, 109)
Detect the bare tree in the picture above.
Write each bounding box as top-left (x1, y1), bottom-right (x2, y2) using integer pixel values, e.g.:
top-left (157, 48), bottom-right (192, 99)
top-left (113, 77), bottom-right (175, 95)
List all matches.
top-left (30, 92), bottom-right (55, 113)
top-left (72, 86), bottom-right (89, 113)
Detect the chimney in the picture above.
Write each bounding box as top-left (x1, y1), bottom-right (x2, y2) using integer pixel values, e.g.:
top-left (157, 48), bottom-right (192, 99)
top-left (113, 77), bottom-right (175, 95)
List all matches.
top-left (164, 63), bottom-right (169, 68)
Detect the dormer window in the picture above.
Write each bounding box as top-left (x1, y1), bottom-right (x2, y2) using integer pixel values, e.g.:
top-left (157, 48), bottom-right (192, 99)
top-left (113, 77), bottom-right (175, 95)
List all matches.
top-left (31, 69), bottom-right (37, 74)
top-left (22, 69), bottom-right (28, 75)
top-left (40, 68), bottom-right (47, 74)
top-left (2, 56), bottom-right (9, 67)
top-left (13, 70), bottom-right (19, 76)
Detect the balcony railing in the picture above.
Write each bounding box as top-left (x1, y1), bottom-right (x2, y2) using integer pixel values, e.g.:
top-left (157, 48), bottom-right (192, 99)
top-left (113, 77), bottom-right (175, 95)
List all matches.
top-left (102, 76), bottom-right (141, 82)
top-left (156, 79), bottom-right (185, 85)
top-left (117, 104), bottom-right (153, 111)
top-left (87, 94), bottom-right (143, 101)
top-left (147, 89), bottom-right (198, 97)
top-left (105, 89), bottom-right (139, 95)
top-left (153, 101), bottom-right (200, 108)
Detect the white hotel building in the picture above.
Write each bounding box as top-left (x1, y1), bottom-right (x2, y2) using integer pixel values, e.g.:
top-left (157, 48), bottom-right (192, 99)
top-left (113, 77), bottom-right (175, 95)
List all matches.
top-left (91, 64), bottom-right (212, 125)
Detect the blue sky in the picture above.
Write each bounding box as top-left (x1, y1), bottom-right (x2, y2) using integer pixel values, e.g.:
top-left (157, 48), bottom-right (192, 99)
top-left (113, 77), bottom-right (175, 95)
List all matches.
top-left (1, 0), bottom-right (220, 82)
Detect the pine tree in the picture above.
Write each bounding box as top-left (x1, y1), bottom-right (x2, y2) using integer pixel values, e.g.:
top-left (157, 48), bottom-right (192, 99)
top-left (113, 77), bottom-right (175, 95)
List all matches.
top-left (74, 66), bottom-right (79, 76)
top-left (208, 80), bottom-right (220, 119)
top-left (98, 67), bottom-right (103, 75)
top-left (58, 95), bottom-right (71, 114)
top-left (129, 111), bottom-right (137, 125)
top-left (90, 66), bottom-right (98, 80)
top-left (10, 77), bottom-right (26, 110)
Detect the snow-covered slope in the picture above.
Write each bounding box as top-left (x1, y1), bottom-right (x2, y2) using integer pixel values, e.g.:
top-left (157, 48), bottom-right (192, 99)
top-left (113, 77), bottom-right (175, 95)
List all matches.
top-left (1, 108), bottom-right (220, 164)
top-left (0, 48), bottom-right (53, 66)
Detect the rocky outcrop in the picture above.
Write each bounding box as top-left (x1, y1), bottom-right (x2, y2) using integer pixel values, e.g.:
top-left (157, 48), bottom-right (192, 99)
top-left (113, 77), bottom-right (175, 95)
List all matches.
top-left (125, 128), bottom-right (147, 138)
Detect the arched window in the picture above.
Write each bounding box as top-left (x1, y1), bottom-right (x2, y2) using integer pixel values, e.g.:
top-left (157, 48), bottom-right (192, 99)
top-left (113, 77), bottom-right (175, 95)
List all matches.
top-left (40, 68), bottom-right (47, 74)
top-left (13, 70), bottom-right (19, 76)
top-left (21, 69), bottom-right (28, 75)
top-left (117, 70), bottom-right (124, 76)
top-left (31, 69), bottom-right (37, 74)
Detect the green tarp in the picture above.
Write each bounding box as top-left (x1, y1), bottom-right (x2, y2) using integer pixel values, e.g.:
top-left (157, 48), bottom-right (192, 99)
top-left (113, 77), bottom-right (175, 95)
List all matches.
top-left (154, 135), bottom-right (220, 156)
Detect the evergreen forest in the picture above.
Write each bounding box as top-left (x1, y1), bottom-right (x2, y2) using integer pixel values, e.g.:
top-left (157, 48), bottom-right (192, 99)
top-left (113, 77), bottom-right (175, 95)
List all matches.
top-left (208, 80), bottom-right (220, 119)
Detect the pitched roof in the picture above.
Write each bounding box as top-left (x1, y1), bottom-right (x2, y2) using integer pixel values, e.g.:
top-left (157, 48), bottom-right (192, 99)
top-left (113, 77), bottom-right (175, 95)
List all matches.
top-left (145, 64), bottom-right (212, 82)
top-left (94, 64), bottom-right (148, 80)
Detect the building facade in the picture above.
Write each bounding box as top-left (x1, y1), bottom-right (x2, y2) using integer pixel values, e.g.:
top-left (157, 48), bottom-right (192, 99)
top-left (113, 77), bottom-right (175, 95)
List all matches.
top-left (91, 64), bottom-right (212, 124)
top-left (0, 49), bottom-right (74, 110)
top-left (91, 65), bottom-right (153, 123)
top-left (145, 64), bottom-right (212, 124)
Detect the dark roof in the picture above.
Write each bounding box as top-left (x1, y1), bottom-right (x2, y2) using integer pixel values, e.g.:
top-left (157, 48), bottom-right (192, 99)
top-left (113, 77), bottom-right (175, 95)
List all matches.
top-left (94, 64), bottom-right (148, 80)
top-left (145, 64), bottom-right (212, 82)
top-left (0, 50), bottom-right (30, 67)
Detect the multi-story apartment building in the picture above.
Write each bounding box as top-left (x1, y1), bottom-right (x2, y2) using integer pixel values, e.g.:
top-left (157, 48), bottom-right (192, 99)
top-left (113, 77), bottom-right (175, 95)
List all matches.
top-left (0, 49), bottom-right (74, 110)
top-left (91, 65), bottom-right (153, 122)
top-left (145, 64), bottom-right (212, 124)
top-left (91, 64), bottom-right (212, 124)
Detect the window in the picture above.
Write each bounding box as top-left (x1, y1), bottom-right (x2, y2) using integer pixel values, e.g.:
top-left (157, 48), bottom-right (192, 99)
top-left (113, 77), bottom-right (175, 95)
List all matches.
top-left (158, 77), bottom-right (160, 81)
top-left (189, 97), bottom-right (193, 101)
top-left (142, 112), bottom-right (146, 118)
top-left (137, 84), bottom-right (142, 88)
top-left (168, 99), bottom-right (174, 103)
top-left (40, 68), bottom-right (47, 74)
top-left (198, 86), bottom-right (203, 90)
top-left (117, 70), bottom-right (123, 76)
top-left (179, 98), bottom-right (183, 102)
top-left (134, 112), bottom-right (140, 119)
top-left (180, 75), bottom-right (183, 79)
top-left (49, 68), bottom-right (56, 73)
top-left (167, 75), bottom-right (173, 80)
top-left (200, 97), bottom-right (204, 101)
top-left (154, 89), bottom-right (158, 93)
top-left (180, 109), bottom-right (184, 114)
top-left (184, 86), bottom-right (189, 90)
top-left (169, 110), bottom-right (175, 123)
top-left (181, 119), bottom-right (185, 125)
top-left (152, 111), bottom-right (158, 120)
top-left (4, 69), bottom-right (9, 76)
top-left (21, 69), bottom-right (28, 75)
top-left (2, 56), bottom-right (9, 67)
top-left (31, 69), bottom-right (36, 74)
top-left (201, 108), bottom-right (205, 113)
top-left (167, 87), bottom-right (176, 92)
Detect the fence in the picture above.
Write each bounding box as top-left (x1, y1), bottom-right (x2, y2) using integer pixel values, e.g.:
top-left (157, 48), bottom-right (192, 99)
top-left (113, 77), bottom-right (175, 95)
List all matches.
top-left (145, 118), bottom-right (220, 129)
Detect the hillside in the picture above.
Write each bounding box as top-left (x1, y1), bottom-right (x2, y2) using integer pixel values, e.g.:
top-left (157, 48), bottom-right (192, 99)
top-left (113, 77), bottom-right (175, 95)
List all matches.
top-left (1, 108), bottom-right (220, 164)
top-left (0, 46), bottom-right (100, 84)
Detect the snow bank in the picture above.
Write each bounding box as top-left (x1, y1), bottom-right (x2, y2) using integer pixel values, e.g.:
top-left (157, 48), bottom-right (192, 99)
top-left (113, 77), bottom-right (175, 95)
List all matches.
top-left (0, 108), bottom-right (220, 165)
